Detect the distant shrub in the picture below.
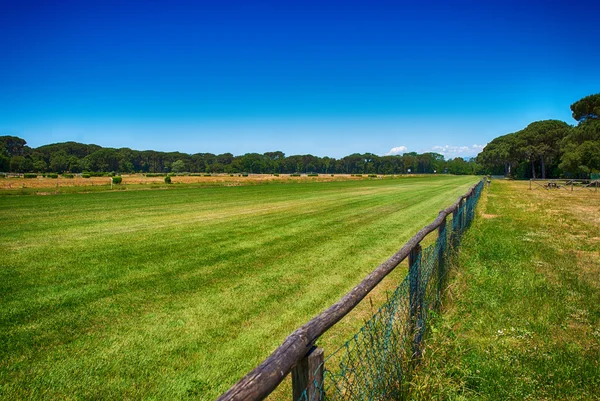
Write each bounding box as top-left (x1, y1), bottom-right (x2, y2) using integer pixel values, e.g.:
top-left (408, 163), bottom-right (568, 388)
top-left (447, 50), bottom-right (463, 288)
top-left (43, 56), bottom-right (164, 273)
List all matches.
top-left (368, 174), bottom-right (377, 178)
top-left (189, 173), bottom-right (202, 176)
top-left (82, 174), bottom-right (91, 178)
top-left (204, 174), bottom-right (211, 177)
top-left (112, 176), bottom-right (122, 184)
top-left (290, 173), bottom-right (301, 177)
top-left (0, 173), bottom-right (5, 178)
top-left (353, 174), bottom-right (363, 177)
top-left (330, 174), bottom-right (334, 177)
top-left (24, 173), bottom-right (37, 179)
top-left (83, 171), bottom-right (106, 177)
top-left (47, 173), bottom-right (59, 178)
top-left (229, 174), bottom-right (234, 177)
top-left (242, 173), bottom-right (248, 177)
top-left (62, 173), bottom-right (74, 178)
top-left (164, 176), bottom-right (172, 184)
top-left (273, 173), bottom-right (279, 176)
top-left (308, 173), bottom-right (318, 177)
top-left (108, 172), bottom-right (116, 177)
top-left (167, 172), bottom-right (175, 177)
top-left (145, 173), bottom-right (166, 177)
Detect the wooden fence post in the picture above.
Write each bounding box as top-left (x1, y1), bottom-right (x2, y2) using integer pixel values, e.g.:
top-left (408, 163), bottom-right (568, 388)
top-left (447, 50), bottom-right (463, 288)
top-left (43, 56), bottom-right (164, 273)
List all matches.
top-left (292, 346), bottom-right (324, 401)
top-left (409, 243), bottom-right (423, 358)
top-left (436, 216), bottom-right (447, 306)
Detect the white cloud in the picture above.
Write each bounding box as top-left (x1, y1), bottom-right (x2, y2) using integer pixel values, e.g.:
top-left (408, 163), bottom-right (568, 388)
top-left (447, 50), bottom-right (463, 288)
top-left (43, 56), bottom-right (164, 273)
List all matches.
top-left (426, 144), bottom-right (486, 159)
top-left (385, 146), bottom-right (408, 155)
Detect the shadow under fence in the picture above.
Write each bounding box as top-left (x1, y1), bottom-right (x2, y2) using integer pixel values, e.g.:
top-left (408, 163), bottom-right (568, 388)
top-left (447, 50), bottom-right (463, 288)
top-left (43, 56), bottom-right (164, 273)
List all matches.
top-left (218, 180), bottom-right (485, 401)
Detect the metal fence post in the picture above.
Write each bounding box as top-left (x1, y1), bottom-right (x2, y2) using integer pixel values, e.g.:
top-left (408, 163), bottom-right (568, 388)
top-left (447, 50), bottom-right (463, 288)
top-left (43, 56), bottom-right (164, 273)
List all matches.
top-left (409, 243), bottom-right (423, 359)
top-left (436, 216), bottom-right (447, 306)
top-left (292, 346), bottom-right (324, 401)
top-left (452, 200), bottom-right (461, 248)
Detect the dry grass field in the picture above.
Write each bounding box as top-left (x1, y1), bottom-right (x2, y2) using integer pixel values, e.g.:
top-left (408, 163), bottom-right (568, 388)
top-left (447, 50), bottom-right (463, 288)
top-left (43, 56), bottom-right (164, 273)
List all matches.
top-left (0, 173), bottom-right (383, 191)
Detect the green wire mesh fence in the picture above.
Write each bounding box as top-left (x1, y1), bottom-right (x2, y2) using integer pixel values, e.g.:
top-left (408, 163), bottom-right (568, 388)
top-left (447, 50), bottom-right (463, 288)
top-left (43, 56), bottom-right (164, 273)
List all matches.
top-left (297, 180), bottom-right (484, 401)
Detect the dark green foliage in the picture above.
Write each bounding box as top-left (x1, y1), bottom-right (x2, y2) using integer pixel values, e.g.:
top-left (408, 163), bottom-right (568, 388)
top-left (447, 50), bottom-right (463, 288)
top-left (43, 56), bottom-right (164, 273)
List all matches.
top-left (0, 136), bottom-right (29, 157)
top-left (62, 174), bottom-right (74, 178)
top-left (82, 174), bottom-right (91, 178)
top-left (242, 173), bottom-right (248, 177)
top-left (164, 176), bottom-right (171, 184)
top-left (0, 174), bottom-right (5, 178)
top-left (571, 93), bottom-right (600, 122)
top-left (0, 136), bottom-right (474, 176)
top-left (203, 174), bottom-right (211, 177)
top-left (23, 173), bottom-right (37, 178)
top-left (47, 173), bottom-right (59, 178)
top-left (83, 171), bottom-right (107, 177)
top-left (273, 173), bottom-right (279, 176)
top-left (368, 174), bottom-right (377, 177)
top-left (308, 173), bottom-right (318, 177)
top-left (478, 93), bottom-right (600, 179)
top-left (290, 173), bottom-right (301, 177)
top-left (112, 176), bottom-right (122, 184)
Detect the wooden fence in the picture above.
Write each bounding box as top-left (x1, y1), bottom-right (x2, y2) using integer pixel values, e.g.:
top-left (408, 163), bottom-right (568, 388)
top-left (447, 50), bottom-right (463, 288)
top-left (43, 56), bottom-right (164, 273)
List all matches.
top-left (217, 179), bottom-right (485, 401)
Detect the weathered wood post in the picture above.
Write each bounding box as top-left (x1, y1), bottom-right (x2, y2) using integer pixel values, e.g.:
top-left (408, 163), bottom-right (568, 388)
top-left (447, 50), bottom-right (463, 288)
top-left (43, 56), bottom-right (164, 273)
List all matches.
top-left (436, 216), bottom-right (447, 306)
top-left (292, 346), bottom-right (324, 401)
top-left (409, 243), bottom-right (423, 359)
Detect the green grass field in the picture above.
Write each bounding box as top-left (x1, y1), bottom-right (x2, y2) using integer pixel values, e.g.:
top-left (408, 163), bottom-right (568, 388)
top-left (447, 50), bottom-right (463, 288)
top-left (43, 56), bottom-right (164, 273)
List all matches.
top-left (0, 175), bottom-right (478, 400)
top-left (411, 180), bottom-right (600, 400)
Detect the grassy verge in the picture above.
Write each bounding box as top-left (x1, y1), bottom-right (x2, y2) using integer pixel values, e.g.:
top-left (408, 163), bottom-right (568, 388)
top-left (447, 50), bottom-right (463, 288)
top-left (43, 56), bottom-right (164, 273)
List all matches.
top-left (0, 176), bottom-right (477, 400)
top-left (411, 180), bottom-right (600, 400)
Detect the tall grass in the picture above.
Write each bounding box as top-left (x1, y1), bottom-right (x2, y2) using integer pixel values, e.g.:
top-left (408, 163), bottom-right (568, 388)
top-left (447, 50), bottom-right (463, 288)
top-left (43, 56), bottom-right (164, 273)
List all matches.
top-left (410, 180), bottom-right (600, 400)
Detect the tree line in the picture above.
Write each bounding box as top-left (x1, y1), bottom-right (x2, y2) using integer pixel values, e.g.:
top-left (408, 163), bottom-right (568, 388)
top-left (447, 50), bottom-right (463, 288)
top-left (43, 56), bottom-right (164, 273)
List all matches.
top-left (0, 137), bottom-right (482, 176)
top-left (476, 93), bottom-right (600, 179)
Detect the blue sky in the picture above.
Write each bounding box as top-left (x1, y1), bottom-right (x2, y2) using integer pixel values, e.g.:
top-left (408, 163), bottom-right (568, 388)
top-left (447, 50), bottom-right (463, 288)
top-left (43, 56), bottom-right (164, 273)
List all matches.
top-left (1, 0), bottom-right (599, 159)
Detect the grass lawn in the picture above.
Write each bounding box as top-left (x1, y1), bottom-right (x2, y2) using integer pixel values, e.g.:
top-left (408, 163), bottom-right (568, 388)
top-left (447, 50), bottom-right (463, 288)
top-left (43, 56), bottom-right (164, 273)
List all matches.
top-left (411, 180), bottom-right (600, 400)
top-left (0, 175), bottom-right (477, 400)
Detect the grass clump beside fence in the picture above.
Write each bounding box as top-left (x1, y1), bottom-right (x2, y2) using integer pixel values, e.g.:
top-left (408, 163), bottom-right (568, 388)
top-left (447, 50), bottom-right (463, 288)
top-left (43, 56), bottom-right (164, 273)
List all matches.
top-left (409, 180), bottom-right (600, 400)
top-left (23, 173), bottom-right (37, 179)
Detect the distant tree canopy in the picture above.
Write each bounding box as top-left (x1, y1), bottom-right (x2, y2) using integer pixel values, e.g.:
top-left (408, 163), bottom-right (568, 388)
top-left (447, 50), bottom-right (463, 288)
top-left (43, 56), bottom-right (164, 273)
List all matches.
top-left (571, 93), bottom-right (600, 123)
top-left (477, 93), bottom-right (600, 179)
top-left (0, 136), bottom-right (482, 175)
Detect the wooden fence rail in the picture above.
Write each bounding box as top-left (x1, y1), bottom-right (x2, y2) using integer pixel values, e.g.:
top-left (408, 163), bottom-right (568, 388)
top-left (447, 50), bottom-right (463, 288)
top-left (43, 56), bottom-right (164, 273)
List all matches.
top-left (217, 179), bottom-right (484, 401)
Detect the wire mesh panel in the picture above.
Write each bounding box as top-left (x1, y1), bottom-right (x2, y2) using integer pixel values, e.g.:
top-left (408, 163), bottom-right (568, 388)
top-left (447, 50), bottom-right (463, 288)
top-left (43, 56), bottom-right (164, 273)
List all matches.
top-left (297, 181), bottom-right (484, 401)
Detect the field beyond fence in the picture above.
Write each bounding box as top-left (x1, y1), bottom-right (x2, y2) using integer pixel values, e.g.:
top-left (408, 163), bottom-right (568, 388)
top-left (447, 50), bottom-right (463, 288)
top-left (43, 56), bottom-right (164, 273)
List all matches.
top-left (0, 176), bottom-right (479, 400)
top-left (219, 179), bottom-right (484, 401)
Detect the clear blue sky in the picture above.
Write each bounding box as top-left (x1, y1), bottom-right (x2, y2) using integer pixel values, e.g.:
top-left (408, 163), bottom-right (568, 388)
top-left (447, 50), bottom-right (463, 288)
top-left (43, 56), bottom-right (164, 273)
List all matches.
top-left (1, 0), bottom-right (599, 158)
